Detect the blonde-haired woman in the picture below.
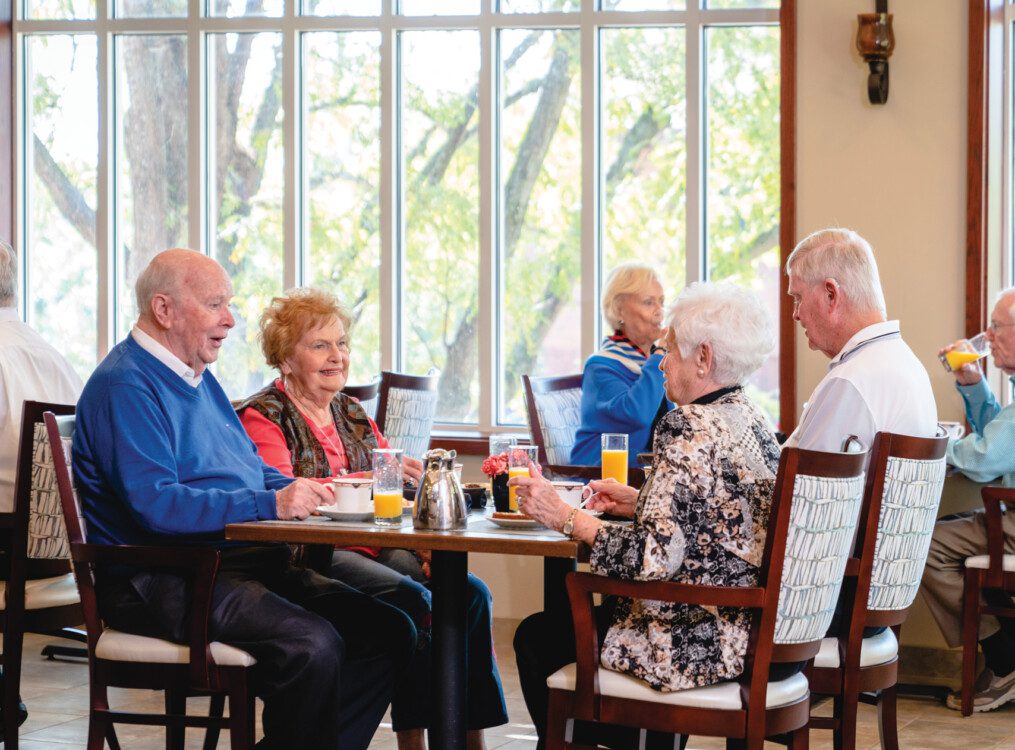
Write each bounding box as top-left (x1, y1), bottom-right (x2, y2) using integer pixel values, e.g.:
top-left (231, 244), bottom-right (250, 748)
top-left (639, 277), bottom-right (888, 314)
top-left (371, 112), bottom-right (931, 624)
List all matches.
top-left (570, 262), bottom-right (670, 466)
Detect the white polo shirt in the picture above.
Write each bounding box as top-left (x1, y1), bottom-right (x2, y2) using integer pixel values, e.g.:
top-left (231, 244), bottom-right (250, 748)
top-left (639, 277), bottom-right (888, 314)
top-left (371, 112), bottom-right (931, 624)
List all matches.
top-left (785, 320), bottom-right (938, 454)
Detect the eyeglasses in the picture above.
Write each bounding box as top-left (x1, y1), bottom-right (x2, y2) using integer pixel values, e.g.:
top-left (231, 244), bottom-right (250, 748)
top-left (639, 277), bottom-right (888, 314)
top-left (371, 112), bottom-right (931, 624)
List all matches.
top-left (988, 320), bottom-right (1015, 332)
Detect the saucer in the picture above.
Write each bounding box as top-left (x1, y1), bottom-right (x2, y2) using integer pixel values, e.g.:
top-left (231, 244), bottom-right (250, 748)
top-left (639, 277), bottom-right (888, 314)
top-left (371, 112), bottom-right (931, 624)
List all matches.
top-left (317, 506), bottom-right (374, 523)
top-left (489, 515), bottom-right (545, 530)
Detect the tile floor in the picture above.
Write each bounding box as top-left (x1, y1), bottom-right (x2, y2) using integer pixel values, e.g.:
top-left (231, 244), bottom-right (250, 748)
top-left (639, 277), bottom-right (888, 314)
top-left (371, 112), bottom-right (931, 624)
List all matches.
top-left (9, 621), bottom-right (1015, 749)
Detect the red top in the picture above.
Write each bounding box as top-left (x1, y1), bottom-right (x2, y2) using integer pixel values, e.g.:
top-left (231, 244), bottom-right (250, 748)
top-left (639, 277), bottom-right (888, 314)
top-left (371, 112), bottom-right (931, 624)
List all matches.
top-left (239, 379), bottom-right (389, 556)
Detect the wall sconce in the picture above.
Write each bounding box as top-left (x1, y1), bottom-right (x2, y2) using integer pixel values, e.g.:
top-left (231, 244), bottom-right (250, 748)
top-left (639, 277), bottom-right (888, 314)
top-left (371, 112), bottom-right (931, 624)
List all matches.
top-left (856, 1), bottom-right (895, 105)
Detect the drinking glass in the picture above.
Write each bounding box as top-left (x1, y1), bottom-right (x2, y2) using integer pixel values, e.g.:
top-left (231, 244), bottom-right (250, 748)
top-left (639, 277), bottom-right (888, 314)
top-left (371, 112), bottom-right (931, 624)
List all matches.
top-left (372, 448), bottom-right (404, 526)
top-left (940, 332), bottom-right (990, 372)
top-left (507, 445), bottom-right (539, 512)
top-left (488, 434), bottom-right (517, 458)
top-left (601, 433), bottom-right (629, 485)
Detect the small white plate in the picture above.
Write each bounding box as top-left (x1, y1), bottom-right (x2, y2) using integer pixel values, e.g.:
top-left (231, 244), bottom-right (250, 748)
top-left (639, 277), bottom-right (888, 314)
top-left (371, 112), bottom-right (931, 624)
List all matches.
top-left (317, 506), bottom-right (374, 523)
top-left (489, 515), bottom-right (545, 530)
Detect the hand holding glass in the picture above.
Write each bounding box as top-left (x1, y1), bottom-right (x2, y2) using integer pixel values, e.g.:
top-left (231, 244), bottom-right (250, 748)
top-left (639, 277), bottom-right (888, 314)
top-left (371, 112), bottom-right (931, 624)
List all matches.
top-left (507, 446), bottom-right (539, 512)
top-left (940, 332), bottom-right (990, 372)
top-left (373, 449), bottom-right (404, 526)
top-left (601, 433), bottom-right (629, 485)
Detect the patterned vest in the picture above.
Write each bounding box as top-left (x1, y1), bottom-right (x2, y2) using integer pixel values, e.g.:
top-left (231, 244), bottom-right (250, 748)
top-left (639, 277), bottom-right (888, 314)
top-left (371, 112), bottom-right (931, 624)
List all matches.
top-left (235, 383), bottom-right (379, 477)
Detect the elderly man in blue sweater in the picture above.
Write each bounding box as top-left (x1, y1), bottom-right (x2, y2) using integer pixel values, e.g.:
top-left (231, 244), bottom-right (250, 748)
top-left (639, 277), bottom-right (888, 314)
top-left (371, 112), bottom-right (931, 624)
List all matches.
top-left (73, 248), bottom-right (414, 750)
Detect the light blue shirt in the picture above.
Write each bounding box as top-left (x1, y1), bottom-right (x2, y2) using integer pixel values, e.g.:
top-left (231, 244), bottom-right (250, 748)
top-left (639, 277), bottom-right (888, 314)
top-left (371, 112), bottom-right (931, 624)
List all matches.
top-left (947, 375), bottom-right (1015, 486)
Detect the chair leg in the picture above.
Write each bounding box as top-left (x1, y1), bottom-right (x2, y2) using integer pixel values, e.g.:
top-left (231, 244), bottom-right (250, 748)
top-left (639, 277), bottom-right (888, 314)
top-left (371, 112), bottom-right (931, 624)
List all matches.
top-left (831, 695), bottom-right (845, 750)
top-left (789, 727), bottom-right (810, 750)
top-left (227, 679), bottom-right (255, 750)
top-left (876, 685), bottom-right (899, 750)
top-left (87, 713), bottom-right (107, 750)
top-left (546, 691), bottom-right (570, 750)
top-left (165, 690), bottom-right (186, 750)
top-left (201, 694), bottom-right (226, 750)
top-left (962, 568), bottom-right (982, 717)
top-left (105, 724), bottom-right (122, 750)
top-left (838, 675), bottom-right (860, 750)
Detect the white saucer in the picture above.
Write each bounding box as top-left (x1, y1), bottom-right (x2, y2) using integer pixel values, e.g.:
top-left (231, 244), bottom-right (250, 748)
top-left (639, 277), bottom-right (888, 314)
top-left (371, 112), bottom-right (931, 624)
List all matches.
top-left (317, 506), bottom-right (374, 523)
top-left (489, 515), bottom-right (545, 530)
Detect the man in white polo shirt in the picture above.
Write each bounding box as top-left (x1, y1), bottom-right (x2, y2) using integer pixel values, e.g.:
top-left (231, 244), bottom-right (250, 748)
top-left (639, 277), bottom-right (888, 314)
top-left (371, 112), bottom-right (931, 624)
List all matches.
top-left (783, 227), bottom-right (937, 453)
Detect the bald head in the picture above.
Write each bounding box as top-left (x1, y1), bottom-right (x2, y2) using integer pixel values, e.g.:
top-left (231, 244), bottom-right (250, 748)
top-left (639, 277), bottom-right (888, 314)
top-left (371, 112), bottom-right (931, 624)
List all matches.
top-left (136, 249), bottom-right (225, 321)
top-left (134, 249), bottom-right (235, 375)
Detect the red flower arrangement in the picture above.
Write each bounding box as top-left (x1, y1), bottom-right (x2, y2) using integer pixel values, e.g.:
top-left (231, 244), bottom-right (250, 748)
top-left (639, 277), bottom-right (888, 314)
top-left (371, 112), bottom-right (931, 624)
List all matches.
top-left (481, 452), bottom-right (509, 477)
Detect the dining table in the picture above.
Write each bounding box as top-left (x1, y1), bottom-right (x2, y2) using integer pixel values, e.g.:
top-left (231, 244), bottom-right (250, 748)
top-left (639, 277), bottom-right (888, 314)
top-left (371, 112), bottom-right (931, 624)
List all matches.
top-left (225, 509), bottom-right (590, 750)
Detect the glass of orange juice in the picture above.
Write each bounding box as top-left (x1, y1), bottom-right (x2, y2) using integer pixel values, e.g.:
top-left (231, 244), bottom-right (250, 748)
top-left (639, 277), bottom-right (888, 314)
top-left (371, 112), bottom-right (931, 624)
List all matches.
top-left (507, 446), bottom-right (539, 512)
top-left (601, 433), bottom-right (629, 485)
top-left (372, 448), bottom-right (404, 526)
top-left (940, 332), bottom-right (990, 372)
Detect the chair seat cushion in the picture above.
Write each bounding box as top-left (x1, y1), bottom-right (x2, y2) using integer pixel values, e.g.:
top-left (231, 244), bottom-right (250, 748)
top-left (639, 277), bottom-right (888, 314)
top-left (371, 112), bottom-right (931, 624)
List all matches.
top-left (965, 554), bottom-right (1015, 572)
top-left (0, 573), bottom-right (79, 610)
top-left (546, 663), bottom-right (808, 710)
top-left (95, 629), bottom-right (257, 667)
top-left (813, 627), bottom-right (898, 669)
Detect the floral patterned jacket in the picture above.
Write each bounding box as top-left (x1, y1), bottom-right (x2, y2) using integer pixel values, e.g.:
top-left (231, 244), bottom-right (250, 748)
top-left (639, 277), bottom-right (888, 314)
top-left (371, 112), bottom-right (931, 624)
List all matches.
top-left (590, 387), bottom-right (780, 691)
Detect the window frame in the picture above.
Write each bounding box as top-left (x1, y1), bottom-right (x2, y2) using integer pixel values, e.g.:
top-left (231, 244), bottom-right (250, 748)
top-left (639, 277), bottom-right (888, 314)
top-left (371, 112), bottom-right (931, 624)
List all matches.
top-left (5, 0), bottom-right (797, 437)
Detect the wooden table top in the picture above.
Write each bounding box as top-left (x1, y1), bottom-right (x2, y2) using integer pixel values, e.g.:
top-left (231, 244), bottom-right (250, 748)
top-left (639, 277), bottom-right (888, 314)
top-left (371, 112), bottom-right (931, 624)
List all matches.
top-left (225, 511), bottom-right (590, 559)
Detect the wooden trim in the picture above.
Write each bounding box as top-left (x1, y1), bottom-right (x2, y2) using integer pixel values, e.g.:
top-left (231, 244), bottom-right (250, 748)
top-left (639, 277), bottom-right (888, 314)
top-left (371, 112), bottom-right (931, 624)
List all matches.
top-left (779, 0), bottom-right (797, 433)
top-left (967, 0), bottom-right (990, 337)
top-left (1, 0), bottom-right (11, 243)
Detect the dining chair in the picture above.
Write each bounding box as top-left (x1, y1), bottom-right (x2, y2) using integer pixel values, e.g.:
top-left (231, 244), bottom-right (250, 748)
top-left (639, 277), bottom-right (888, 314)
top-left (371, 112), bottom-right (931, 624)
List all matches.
top-left (545, 446), bottom-right (868, 750)
top-left (375, 370), bottom-right (439, 459)
top-left (960, 485), bottom-right (1015, 716)
top-left (522, 373), bottom-right (583, 467)
top-left (341, 379), bottom-right (381, 421)
top-left (0, 401), bottom-right (85, 749)
top-left (808, 431), bottom-right (947, 750)
top-left (44, 411), bottom-right (258, 750)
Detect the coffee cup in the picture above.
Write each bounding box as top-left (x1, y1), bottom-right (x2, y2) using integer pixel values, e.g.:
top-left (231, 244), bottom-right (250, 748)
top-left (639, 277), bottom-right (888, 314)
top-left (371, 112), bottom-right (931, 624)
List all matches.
top-left (938, 421), bottom-right (966, 441)
top-left (331, 477), bottom-right (373, 512)
top-left (551, 480), bottom-right (586, 508)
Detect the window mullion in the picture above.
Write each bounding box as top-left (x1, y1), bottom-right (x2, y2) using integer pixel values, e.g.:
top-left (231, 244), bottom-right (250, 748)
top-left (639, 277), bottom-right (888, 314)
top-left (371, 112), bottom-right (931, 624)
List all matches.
top-left (685, 4), bottom-right (703, 285)
top-left (479, 0), bottom-right (495, 431)
top-left (580, 0), bottom-right (598, 363)
top-left (283, 6), bottom-right (299, 289)
top-left (187, 0), bottom-right (203, 253)
top-left (97, 0), bottom-right (113, 357)
top-left (379, 0), bottom-right (396, 372)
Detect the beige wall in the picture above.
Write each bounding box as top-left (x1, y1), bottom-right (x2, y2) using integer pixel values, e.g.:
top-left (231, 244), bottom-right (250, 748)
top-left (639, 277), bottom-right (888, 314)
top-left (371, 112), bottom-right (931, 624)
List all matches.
top-left (479, 1), bottom-right (974, 652)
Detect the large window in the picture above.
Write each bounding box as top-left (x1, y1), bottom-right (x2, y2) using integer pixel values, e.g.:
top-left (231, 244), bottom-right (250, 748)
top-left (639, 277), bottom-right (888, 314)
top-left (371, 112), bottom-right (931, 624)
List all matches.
top-left (14, 0), bottom-right (785, 431)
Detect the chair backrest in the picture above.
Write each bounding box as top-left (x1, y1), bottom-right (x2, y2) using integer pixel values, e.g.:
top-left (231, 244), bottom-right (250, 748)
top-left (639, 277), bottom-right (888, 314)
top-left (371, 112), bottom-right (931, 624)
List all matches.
top-left (522, 374), bottom-right (583, 466)
top-left (855, 432), bottom-right (948, 619)
top-left (342, 380), bottom-right (381, 421)
top-left (42, 412), bottom-right (86, 547)
top-left (766, 447), bottom-right (867, 653)
top-left (375, 370), bottom-right (439, 459)
top-left (16, 402), bottom-right (77, 564)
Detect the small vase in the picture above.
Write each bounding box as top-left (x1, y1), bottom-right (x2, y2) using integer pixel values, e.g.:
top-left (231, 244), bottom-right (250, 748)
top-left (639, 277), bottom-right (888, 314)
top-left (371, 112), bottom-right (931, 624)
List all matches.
top-left (491, 473), bottom-right (510, 512)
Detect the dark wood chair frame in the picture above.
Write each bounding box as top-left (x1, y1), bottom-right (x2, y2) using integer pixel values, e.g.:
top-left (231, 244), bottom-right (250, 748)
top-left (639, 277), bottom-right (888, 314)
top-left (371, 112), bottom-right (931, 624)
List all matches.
top-left (341, 380), bottom-right (381, 404)
top-left (807, 431), bottom-right (948, 750)
top-left (44, 411), bottom-right (256, 750)
top-left (0, 401), bottom-right (87, 749)
top-left (521, 373), bottom-right (645, 489)
top-left (547, 447), bottom-right (868, 750)
top-left (961, 485), bottom-right (1015, 716)
top-left (374, 370), bottom-right (439, 436)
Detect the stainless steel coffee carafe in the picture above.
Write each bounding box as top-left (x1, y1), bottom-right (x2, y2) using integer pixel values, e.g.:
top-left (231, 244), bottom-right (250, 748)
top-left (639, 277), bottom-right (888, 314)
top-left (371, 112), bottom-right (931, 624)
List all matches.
top-left (412, 448), bottom-right (467, 530)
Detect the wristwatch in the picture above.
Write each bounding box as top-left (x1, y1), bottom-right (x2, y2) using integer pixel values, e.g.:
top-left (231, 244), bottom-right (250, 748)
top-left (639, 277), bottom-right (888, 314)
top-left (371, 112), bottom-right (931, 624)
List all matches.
top-left (561, 508), bottom-right (579, 538)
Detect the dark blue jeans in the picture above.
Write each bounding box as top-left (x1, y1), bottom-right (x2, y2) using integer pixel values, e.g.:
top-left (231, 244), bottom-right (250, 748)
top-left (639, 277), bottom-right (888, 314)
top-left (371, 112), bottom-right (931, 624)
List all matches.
top-left (97, 544), bottom-right (415, 750)
top-left (330, 547), bottom-right (508, 732)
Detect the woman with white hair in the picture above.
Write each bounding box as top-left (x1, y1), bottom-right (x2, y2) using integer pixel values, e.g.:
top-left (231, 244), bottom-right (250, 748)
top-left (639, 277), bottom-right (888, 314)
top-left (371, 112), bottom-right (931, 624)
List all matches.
top-left (511, 281), bottom-right (783, 750)
top-left (570, 262), bottom-right (670, 466)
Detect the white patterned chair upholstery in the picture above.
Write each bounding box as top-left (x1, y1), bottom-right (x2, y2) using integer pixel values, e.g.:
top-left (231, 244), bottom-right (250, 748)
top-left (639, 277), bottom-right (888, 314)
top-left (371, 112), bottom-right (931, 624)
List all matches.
top-left (809, 431), bottom-right (948, 750)
top-left (375, 371), bottom-right (439, 460)
top-left (544, 446), bottom-right (866, 750)
top-left (522, 374), bottom-right (584, 466)
top-left (43, 410), bottom-right (258, 749)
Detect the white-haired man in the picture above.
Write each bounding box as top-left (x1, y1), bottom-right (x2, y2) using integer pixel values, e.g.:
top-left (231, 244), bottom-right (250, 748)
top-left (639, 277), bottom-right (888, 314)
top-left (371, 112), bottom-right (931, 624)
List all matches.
top-left (0, 240), bottom-right (82, 732)
top-left (0, 240), bottom-right (82, 511)
top-left (923, 288), bottom-right (1015, 713)
top-left (784, 227), bottom-right (937, 452)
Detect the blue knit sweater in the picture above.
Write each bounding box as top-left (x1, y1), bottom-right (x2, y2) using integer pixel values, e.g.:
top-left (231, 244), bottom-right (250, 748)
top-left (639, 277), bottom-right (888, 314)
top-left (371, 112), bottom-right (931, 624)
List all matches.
top-left (570, 350), bottom-right (669, 467)
top-left (73, 336), bottom-right (291, 546)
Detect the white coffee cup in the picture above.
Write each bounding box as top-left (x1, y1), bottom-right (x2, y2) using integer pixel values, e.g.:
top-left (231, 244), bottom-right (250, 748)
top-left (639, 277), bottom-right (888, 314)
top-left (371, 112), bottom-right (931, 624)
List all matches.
top-left (331, 477), bottom-right (374, 512)
top-left (938, 421), bottom-right (966, 441)
top-left (551, 480), bottom-right (586, 508)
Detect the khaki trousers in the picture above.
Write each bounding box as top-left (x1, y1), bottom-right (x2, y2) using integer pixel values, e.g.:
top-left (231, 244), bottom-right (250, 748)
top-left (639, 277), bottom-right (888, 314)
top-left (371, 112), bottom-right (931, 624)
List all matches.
top-left (921, 509), bottom-right (1015, 647)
